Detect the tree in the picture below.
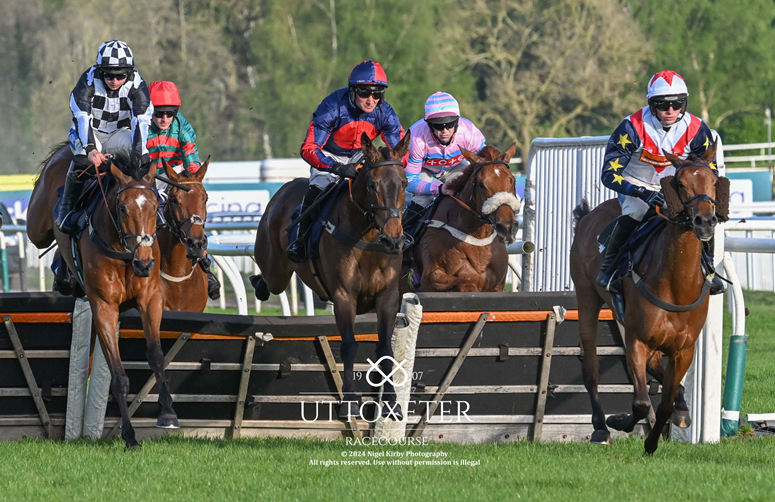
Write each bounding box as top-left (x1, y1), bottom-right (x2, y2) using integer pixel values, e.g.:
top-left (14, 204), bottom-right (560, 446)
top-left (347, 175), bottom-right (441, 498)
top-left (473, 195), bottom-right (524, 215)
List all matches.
top-left (631, 0), bottom-right (775, 144)
top-left (454, 0), bottom-right (651, 162)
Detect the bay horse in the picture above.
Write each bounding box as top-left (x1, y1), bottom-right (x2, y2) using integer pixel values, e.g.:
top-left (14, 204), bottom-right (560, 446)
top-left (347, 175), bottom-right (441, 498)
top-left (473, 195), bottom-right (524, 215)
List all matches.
top-left (251, 131), bottom-right (411, 419)
top-left (27, 147), bottom-right (178, 450)
top-left (406, 144), bottom-right (521, 292)
top-left (569, 143), bottom-right (729, 453)
top-left (157, 159), bottom-right (212, 312)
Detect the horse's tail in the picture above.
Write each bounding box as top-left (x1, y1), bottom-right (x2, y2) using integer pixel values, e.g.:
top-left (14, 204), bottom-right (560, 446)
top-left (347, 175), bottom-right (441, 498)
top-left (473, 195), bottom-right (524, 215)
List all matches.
top-left (572, 199), bottom-right (591, 232)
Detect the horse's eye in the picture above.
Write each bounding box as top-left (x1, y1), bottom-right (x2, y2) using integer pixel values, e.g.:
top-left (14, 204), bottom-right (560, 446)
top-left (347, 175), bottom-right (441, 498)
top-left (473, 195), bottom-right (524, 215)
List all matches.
top-left (119, 205), bottom-right (127, 214)
top-left (477, 181), bottom-right (486, 189)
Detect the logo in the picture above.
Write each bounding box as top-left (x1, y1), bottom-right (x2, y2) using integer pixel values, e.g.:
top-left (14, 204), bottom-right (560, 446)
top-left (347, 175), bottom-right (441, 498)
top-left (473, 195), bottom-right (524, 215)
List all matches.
top-left (365, 356), bottom-right (409, 387)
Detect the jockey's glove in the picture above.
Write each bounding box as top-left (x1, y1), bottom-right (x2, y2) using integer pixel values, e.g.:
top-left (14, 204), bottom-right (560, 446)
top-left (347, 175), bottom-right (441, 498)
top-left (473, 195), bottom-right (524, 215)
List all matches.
top-left (633, 186), bottom-right (666, 208)
top-left (332, 161), bottom-right (359, 179)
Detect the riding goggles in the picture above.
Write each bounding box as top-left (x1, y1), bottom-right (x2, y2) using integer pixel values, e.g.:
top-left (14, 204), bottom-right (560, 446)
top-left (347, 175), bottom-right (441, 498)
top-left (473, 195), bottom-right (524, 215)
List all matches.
top-left (653, 99), bottom-right (685, 112)
top-left (353, 86), bottom-right (385, 100)
top-left (153, 109), bottom-right (178, 119)
top-left (102, 71), bottom-right (130, 81)
top-left (428, 119), bottom-right (459, 131)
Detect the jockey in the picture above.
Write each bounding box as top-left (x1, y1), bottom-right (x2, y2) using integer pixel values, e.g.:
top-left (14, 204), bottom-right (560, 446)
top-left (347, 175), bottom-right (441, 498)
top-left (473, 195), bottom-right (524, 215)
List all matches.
top-left (403, 92), bottom-right (486, 230)
top-left (56, 40), bottom-right (153, 232)
top-left (288, 60), bottom-right (405, 263)
top-left (147, 81), bottom-right (201, 178)
top-left (597, 70), bottom-right (725, 294)
top-left (148, 81), bottom-right (220, 300)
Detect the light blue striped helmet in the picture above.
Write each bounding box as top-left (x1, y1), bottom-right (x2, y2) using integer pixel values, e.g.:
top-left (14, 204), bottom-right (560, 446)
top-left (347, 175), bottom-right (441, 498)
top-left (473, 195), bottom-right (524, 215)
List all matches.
top-left (424, 92), bottom-right (460, 123)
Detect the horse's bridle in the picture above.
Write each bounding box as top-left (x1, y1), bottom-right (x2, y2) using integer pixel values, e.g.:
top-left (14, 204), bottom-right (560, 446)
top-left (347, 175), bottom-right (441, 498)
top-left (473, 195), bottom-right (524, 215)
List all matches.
top-left (164, 181), bottom-right (206, 247)
top-left (663, 162), bottom-right (718, 230)
top-left (348, 159), bottom-right (406, 240)
top-left (114, 184), bottom-right (161, 258)
top-left (448, 160), bottom-right (516, 225)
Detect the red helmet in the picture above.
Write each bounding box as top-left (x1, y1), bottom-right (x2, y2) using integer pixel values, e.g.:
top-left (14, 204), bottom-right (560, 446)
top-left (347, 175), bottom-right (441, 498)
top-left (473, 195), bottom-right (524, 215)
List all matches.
top-left (149, 81), bottom-right (182, 108)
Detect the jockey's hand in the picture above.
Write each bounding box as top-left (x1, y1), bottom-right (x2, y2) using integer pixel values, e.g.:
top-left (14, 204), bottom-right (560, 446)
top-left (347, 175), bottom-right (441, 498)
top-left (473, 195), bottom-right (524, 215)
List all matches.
top-left (440, 184), bottom-right (454, 196)
top-left (634, 187), bottom-right (666, 208)
top-left (87, 150), bottom-right (107, 167)
top-left (332, 162), bottom-right (359, 179)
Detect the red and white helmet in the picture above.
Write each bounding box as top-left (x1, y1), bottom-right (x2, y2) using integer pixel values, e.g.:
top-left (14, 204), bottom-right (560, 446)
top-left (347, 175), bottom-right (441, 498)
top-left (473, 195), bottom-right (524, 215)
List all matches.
top-left (647, 70), bottom-right (689, 99)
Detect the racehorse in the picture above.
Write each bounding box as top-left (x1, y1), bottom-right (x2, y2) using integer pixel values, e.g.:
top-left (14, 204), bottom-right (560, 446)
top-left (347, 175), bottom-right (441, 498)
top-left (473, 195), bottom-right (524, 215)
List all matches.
top-left (27, 147), bottom-right (178, 450)
top-left (251, 131), bottom-right (411, 419)
top-left (405, 144), bottom-right (521, 292)
top-left (157, 159), bottom-right (211, 312)
top-left (569, 143), bottom-right (729, 453)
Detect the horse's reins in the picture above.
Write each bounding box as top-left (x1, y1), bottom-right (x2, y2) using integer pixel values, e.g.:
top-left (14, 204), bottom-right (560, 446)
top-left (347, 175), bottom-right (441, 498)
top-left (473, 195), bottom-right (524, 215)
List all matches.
top-left (631, 161), bottom-right (722, 312)
top-left (445, 160), bottom-right (514, 225)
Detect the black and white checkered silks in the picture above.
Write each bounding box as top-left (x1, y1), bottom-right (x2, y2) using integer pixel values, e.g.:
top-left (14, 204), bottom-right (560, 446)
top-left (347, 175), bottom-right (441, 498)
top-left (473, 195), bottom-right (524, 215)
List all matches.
top-left (96, 40), bottom-right (134, 68)
top-left (69, 67), bottom-right (153, 157)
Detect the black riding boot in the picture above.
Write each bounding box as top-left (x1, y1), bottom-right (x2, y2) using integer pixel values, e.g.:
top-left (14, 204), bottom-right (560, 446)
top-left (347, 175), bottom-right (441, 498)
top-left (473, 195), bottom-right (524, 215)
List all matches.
top-left (199, 255), bottom-right (221, 300)
top-left (55, 160), bottom-right (88, 233)
top-left (402, 201), bottom-right (426, 266)
top-left (286, 185), bottom-right (323, 263)
top-left (596, 215), bottom-right (639, 290)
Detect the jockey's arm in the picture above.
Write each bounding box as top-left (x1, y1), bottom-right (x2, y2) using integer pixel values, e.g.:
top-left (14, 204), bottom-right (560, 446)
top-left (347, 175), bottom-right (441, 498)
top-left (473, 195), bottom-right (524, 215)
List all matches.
top-left (300, 98), bottom-right (338, 170)
top-left (689, 122), bottom-right (718, 174)
top-left (70, 70), bottom-right (97, 154)
top-left (600, 119), bottom-right (641, 195)
top-left (405, 133), bottom-right (440, 197)
top-left (179, 115), bottom-right (202, 172)
top-left (128, 75), bottom-right (153, 163)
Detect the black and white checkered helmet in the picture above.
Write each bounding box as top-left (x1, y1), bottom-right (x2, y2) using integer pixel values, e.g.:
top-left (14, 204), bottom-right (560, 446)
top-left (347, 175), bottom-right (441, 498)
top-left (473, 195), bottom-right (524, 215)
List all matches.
top-left (96, 40), bottom-right (134, 69)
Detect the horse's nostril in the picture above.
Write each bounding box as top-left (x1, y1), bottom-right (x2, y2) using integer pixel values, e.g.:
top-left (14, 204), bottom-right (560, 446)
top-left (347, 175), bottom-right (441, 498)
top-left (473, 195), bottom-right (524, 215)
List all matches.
top-left (694, 216), bottom-right (703, 227)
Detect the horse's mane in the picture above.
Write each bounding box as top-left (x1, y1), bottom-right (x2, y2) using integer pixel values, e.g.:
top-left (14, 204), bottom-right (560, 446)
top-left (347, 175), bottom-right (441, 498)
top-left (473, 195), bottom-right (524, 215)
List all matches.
top-left (35, 141), bottom-right (70, 189)
top-left (444, 145), bottom-right (503, 194)
top-left (111, 153), bottom-right (151, 182)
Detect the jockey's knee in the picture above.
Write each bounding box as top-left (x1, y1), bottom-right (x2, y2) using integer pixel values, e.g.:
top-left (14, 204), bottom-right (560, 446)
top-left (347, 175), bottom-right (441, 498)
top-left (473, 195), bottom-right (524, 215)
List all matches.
top-left (620, 195), bottom-right (649, 222)
top-left (409, 194), bottom-right (432, 208)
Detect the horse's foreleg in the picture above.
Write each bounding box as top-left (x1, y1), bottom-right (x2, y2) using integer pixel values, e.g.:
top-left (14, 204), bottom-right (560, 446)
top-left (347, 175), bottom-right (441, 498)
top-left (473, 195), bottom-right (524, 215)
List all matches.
top-left (375, 289), bottom-right (402, 420)
top-left (646, 351), bottom-right (691, 428)
top-left (645, 347), bottom-right (695, 454)
top-left (578, 293), bottom-right (610, 444)
top-left (91, 300), bottom-right (138, 449)
top-left (607, 339), bottom-right (651, 434)
top-left (137, 292), bottom-right (179, 428)
top-left (332, 295), bottom-right (359, 419)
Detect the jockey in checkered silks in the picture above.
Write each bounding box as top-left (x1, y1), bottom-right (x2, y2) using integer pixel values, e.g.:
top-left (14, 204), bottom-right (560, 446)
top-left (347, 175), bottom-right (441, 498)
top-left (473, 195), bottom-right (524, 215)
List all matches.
top-left (56, 40), bottom-right (153, 233)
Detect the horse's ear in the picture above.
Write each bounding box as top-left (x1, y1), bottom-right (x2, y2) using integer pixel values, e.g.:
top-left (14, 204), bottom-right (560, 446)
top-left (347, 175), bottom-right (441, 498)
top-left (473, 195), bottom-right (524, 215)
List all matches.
top-left (163, 159), bottom-right (180, 182)
top-left (701, 141), bottom-right (718, 165)
top-left (391, 130), bottom-right (411, 161)
top-left (715, 176), bottom-right (730, 222)
top-left (110, 161), bottom-right (132, 187)
top-left (663, 149), bottom-right (683, 168)
top-left (360, 133), bottom-right (380, 164)
top-left (142, 168), bottom-right (155, 186)
top-left (461, 148), bottom-right (485, 165)
top-left (499, 143), bottom-right (518, 164)
top-left (193, 156), bottom-right (210, 181)
top-left (660, 175), bottom-right (685, 216)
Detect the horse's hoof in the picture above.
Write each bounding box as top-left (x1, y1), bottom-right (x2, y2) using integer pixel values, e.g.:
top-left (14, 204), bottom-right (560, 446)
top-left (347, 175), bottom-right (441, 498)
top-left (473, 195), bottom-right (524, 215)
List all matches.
top-left (382, 402), bottom-right (403, 421)
top-left (124, 441), bottom-right (142, 452)
top-left (671, 409), bottom-right (692, 428)
top-left (249, 275), bottom-right (270, 301)
top-left (605, 414), bottom-right (629, 432)
top-left (339, 401), bottom-right (360, 420)
top-left (644, 439), bottom-right (658, 455)
top-left (156, 415), bottom-right (180, 429)
top-left (590, 430), bottom-right (611, 445)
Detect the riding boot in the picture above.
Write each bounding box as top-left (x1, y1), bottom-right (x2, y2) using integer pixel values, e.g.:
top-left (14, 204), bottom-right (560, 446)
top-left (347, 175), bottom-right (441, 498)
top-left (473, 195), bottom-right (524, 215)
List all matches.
top-left (402, 201), bottom-right (427, 266)
top-left (199, 255), bottom-right (221, 300)
top-left (286, 185), bottom-right (324, 263)
top-left (55, 160), bottom-right (87, 233)
top-left (596, 215), bottom-right (639, 290)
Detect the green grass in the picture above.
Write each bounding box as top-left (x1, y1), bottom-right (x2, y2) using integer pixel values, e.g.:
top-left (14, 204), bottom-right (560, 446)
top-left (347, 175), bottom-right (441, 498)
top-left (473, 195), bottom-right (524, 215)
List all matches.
top-left (722, 290), bottom-right (775, 417)
top-left (0, 436), bottom-right (774, 501)
top-left (0, 290), bottom-right (773, 501)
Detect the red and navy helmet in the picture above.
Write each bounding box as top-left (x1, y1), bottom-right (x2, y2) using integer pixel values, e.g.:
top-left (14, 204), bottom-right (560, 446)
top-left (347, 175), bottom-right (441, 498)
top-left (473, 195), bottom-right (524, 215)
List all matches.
top-left (348, 61), bottom-right (388, 88)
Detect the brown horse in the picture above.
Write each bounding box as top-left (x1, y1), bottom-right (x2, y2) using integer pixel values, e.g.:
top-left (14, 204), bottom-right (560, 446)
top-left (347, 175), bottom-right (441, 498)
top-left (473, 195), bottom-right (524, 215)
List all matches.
top-left (27, 148), bottom-right (178, 450)
top-left (569, 143), bottom-right (729, 453)
top-left (252, 131), bottom-right (411, 419)
top-left (157, 159), bottom-right (211, 312)
top-left (407, 144), bottom-right (520, 292)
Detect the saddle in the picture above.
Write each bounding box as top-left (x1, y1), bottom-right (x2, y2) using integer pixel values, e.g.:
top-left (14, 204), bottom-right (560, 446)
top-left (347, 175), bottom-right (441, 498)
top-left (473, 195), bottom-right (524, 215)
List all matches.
top-left (597, 212), bottom-right (715, 324)
top-left (287, 181), bottom-right (349, 261)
